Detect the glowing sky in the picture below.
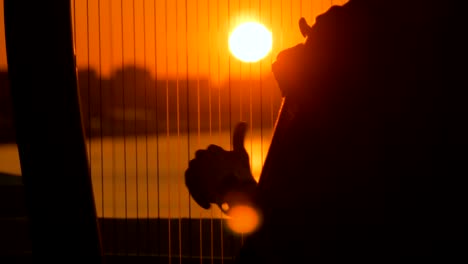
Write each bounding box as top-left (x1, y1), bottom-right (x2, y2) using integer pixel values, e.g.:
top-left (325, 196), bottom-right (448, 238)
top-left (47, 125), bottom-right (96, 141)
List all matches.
top-left (0, 0), bottom-right (348, 84)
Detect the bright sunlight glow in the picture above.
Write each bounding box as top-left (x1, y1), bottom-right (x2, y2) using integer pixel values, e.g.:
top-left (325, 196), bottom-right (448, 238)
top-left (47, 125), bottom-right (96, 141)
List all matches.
top-left (226, 205), bottom-right (262, 234)
top-left (229, 22), bottom-right (273, 63)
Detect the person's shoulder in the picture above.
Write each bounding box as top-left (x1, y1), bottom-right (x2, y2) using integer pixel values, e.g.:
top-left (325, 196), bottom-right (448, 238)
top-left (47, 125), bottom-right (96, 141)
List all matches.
top-left (308, 1), bottom-right (375, 44)
top-left (314, 1), bottom-right (374, 29)
top-left (314, 4), bottom-right (347, 24)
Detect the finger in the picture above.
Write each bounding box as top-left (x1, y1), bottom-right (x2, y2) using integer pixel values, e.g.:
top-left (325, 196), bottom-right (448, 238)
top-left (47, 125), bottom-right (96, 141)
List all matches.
top-left (233, 122), bottom-right (248, 154)
top-left (191, 190), bottom-right (211, 209)
top-left (188, 158), bottom-right (199, 169)
top-left (299, 17), bottom-right (312, 38)
top-left (195, 149), bottom-right (207, 159)
top-left (207, 144), bottom-right (225, 153)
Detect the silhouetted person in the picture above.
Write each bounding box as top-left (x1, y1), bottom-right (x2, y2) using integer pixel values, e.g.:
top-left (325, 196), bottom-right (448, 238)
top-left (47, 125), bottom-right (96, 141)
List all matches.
top-left (185, 0), bottom-right (465, 262)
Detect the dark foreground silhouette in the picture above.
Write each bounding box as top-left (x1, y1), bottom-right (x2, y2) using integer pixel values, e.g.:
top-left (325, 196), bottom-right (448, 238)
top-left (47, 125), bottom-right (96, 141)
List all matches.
top-left (186, 0), bottom-right (466, 262)
top-left (0, 172), bottom-right (242, 262)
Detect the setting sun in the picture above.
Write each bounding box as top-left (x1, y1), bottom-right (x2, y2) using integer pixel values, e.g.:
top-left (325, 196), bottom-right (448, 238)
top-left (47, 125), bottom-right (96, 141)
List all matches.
top-left (229, 22), bottom-right (272, 63)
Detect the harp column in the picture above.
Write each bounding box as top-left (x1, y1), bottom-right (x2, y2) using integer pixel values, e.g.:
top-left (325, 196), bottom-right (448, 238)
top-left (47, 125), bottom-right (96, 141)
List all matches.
top-left (3, 0), bottom-right (102, 258)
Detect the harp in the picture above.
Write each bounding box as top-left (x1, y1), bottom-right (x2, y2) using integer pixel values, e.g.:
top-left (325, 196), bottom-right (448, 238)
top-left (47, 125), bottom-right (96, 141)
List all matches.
top-left (2, 0), bottom-right (347, 261)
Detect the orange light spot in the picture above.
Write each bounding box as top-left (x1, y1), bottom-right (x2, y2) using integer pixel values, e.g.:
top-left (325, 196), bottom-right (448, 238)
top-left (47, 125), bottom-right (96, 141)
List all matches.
top-left (221, 202), bottom-right (230, 212)
top-left (226, 205), bottom-right (262, 234)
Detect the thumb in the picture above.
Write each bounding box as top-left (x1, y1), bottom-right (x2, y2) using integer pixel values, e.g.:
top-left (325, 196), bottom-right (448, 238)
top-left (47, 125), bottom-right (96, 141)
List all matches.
top-left (299, 17), bottom-right (312, 38)
top-left (232, 122), bottom-right (248, 154)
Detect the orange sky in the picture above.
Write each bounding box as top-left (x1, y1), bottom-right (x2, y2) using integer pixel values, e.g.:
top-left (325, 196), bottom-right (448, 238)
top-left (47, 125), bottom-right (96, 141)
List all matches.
top-left (0, 1), bottom-right (6, 70)
top-left (1, 0), bottom-right (348, 83)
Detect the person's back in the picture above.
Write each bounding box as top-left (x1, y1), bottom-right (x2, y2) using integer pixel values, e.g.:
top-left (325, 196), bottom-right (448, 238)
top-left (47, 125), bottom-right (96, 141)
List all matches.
top-left (236, 0), bottom-right (466, 262)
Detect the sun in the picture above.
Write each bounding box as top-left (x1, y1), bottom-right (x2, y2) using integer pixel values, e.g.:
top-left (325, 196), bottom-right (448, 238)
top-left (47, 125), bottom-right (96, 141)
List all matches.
top-left (229, 22), bottom-right (273, 63)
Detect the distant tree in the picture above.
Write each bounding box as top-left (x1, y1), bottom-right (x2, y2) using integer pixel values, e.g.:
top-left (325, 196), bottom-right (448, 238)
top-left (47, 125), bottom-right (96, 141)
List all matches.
top-left (109, 65), bottom-right (154, 109)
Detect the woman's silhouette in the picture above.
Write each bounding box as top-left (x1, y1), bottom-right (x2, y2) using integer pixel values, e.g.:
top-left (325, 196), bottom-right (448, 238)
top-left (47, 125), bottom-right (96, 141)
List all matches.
top-left (185, 0), bottom-right (465, 262)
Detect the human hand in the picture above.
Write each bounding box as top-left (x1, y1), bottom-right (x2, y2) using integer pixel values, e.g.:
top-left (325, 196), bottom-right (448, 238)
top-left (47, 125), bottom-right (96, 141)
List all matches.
top-left (185, 122), bottom-right (256, 213)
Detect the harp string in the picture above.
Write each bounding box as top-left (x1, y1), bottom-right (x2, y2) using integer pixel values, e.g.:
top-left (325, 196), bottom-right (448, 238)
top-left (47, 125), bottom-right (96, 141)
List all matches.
top-left (69, 0), bottom-right (348, 259)
top-left (97, 0), bottom-right (104, 249)
top-left (206, 1), bottom-right (216, 262)
top-left (142, 0), bottom-right (150, 254)
top-left (153, 0), bottom-right (162, 257)
top-left (258, 0), bottom-right (263, 183)
top-left (227, 0), bottom-right (232, 260)
top-left (107, 0), bottom-right (119, 254)
top-left (164, 0), bottom-right (172, 261)
top-left (118, 0), bottom-right (129, 255)
top-left (130, 0), bottom-right (139, 255)
top-left (175, 0), bottom-right (183, 262)
top-left (184, 0), bottom-right (192, 260)
top-left (193, 0), bottom-right (202, 261)
top-left (217, 1), bottom-right (225, 262)
top-left (238, 0), bottom-right (242, 125)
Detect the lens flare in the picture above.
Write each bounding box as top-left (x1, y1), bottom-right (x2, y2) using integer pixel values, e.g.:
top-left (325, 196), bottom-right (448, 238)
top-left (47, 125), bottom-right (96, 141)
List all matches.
top-left (226, 205), bottom-right (262, 234)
